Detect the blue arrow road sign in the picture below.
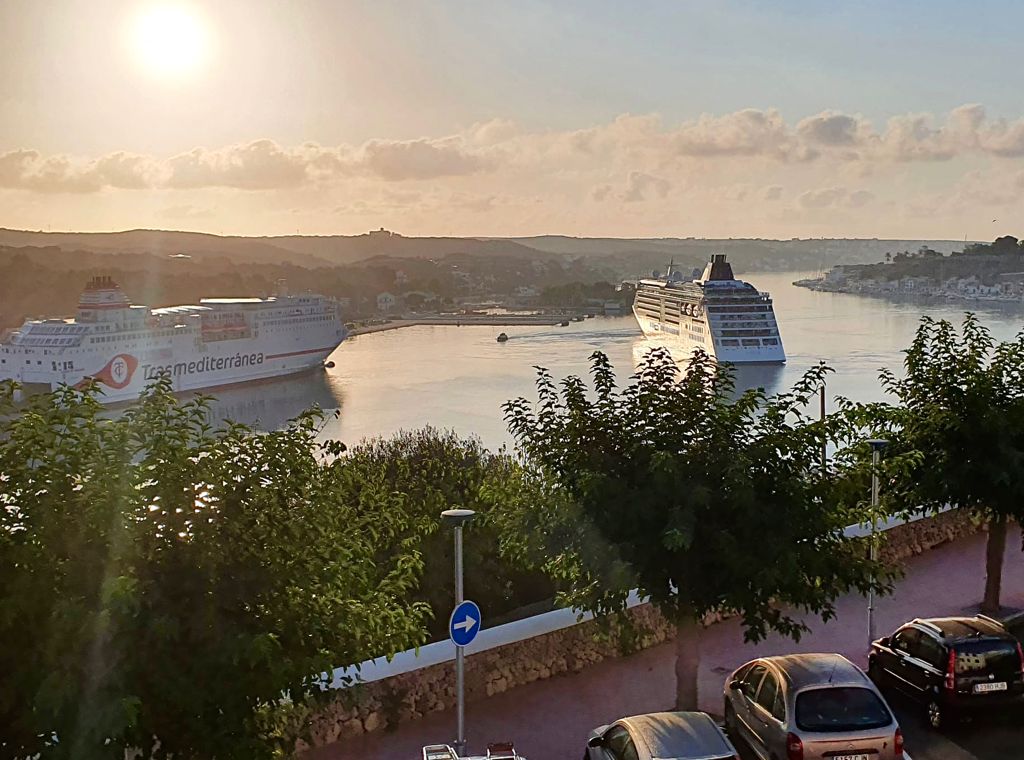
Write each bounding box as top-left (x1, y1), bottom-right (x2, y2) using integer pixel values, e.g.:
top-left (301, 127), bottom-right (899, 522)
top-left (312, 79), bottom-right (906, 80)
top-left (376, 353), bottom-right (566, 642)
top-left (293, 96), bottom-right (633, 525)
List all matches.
top-left (449, 600), bottom-right (481, 647)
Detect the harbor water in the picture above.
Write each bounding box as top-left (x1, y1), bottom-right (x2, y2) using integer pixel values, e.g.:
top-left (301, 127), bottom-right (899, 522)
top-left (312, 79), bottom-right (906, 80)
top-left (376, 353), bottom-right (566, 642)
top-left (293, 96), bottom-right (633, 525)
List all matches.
top-left (201, 271), bottom-right (1024, 451)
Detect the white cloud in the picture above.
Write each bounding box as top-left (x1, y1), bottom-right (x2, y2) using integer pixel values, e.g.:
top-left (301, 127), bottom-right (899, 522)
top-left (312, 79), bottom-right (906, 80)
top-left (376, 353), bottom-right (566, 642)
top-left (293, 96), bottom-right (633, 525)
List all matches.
top-left (620, 171), bottom-right (671, 202)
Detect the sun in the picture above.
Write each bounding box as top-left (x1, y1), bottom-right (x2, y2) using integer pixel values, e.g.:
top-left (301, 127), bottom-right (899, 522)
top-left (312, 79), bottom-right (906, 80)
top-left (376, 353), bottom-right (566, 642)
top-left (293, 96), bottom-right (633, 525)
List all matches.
top-left (130, 4), bottom-right (209, 78)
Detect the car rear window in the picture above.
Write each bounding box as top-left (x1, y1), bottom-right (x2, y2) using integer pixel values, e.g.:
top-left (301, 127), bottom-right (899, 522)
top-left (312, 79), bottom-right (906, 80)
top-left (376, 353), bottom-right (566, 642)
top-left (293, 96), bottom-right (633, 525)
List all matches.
top-left (795, 687), bottom-right (892, 732)
top-left (955, 640), bottom-right (1020, 676)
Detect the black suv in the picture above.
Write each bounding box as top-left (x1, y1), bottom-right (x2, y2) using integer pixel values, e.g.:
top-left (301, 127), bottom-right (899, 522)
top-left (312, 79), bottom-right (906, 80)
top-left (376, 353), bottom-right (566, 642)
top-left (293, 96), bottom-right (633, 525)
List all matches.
top-left (868, 615), bottom-right (1024, 729)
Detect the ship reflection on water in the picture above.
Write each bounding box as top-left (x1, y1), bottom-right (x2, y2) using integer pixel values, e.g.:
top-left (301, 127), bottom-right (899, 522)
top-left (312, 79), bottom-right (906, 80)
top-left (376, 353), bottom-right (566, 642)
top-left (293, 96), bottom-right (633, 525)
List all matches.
top-left (187, 369), bottom-right (345, 432)
top-left (631, 339), bottom-right (785, 399)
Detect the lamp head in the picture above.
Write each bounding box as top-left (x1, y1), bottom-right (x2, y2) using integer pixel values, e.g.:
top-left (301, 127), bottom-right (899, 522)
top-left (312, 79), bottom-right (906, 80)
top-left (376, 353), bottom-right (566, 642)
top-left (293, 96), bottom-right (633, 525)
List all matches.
top-left (441, 508), bottom-right (476, 527)
top-left (865, 438), bottom-right (889, 451)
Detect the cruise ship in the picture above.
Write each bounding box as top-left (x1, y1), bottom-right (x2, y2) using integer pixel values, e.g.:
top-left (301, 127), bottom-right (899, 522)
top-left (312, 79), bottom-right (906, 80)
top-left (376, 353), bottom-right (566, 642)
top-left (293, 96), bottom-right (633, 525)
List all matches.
top-left (632, 254), bottom-right (785, 363)
top-left (0, 276), bottom-right (347, 403)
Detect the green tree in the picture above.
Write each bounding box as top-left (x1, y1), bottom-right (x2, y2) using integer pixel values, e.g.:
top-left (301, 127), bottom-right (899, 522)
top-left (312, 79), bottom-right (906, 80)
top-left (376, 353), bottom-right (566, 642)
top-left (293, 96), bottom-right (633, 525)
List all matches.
top-left (334, 429), bottom-right (556, 640)
top-left (841, 315), bottom-right (1024, 614)
top-left (0, 379), bottom-right (430, 760)
top-left (496, 349), bottom-right (887, 709)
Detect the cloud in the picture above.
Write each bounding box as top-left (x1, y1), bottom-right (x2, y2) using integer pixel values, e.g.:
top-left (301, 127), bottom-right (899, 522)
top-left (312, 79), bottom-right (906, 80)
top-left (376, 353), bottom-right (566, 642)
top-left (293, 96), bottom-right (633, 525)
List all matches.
top-left (620, 171), bottom-right (671, 202)
top-left (799, 187), bottom-right (849, 209)
top-left (166, 140), bottom-right (310, 189)
top-left (0, 148), bottom-right (156, 193)
top-left (671, 109), bottom-right (800, 159)
top-left (9, 103), bottom-right (1024, 203)
top-left (157, 204), bottom-right (215, 220)
top-left (798, 186), bottom-right (874, 209)
top-left (796, 112), bottom-right (869, 146)
top-left (358, 138), bottom-right (490, 180)
top-left (846, 189), bottom-right (875, 208)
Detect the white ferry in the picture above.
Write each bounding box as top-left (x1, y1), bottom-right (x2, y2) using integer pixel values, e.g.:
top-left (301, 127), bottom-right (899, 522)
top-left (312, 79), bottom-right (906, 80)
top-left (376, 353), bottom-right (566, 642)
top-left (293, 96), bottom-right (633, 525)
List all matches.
top-left (632, 254), bottom-right (785, 364)
top-left (0, 276), bottom-right (347, 403)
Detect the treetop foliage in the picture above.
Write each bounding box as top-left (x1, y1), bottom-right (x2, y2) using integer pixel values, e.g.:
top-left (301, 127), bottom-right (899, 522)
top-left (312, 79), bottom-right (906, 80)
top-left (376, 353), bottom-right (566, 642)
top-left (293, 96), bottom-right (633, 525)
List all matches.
top-left (836, 314), bottom-right (1024, 522)
top-left (0, 378), bottom-right (431, 760)
top-left (498, 348), bottom-right (889, 642)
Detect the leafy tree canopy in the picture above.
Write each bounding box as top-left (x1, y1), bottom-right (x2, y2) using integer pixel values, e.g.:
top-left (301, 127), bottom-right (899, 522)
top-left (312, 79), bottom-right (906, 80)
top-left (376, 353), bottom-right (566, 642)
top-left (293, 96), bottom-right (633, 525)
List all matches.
top-left (0, 379), bottom-right (430, 760)
top-left (837, 314), bottom-right (1024, 611)
top-left (495, 349), bottom-right (888, 707)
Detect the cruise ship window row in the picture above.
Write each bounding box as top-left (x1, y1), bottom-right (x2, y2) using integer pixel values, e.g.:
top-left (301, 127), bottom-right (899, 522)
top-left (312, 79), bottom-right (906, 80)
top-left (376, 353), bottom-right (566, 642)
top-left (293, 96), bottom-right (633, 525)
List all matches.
top-left (261, 315), bottom-right (334, 327)
top-left (721, 329), bottom-right (777, 337)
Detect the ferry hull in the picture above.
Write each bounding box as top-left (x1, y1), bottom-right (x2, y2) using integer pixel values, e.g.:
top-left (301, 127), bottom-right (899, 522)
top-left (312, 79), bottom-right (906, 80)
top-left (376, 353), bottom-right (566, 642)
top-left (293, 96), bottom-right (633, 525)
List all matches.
top-left (633, 308), bottom-right (786, 364)
top-left (1, 276), bottom-right (349, 405)
top-left (60, 342), bottom-right (341, 403)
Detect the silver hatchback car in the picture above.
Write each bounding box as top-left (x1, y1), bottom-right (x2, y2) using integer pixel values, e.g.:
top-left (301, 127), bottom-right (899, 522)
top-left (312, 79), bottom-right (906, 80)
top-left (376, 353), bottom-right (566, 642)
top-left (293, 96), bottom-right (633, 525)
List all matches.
top-left (586, 711), bottom-right (737, 760)
top-left (723, 653), bottom-right (904, 760)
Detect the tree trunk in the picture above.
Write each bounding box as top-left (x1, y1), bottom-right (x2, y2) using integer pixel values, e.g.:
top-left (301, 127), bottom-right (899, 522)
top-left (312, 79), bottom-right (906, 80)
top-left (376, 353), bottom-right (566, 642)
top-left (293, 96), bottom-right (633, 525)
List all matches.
top-left (674, 611), bottom-right (701, 711)
top-left (982, 514), bottom-right (1008, 615)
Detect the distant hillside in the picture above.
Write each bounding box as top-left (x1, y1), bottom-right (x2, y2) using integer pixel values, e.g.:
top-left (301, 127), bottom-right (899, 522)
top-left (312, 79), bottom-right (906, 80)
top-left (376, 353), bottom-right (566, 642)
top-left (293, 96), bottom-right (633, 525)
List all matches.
top-left (263, 231), bottom-right (550, 265)
top-left (0, 228), bottom-right (330, 268)
top-left (497, 236), bottom-right (973, 272)
top-left (0, 228), bottom-right (975, 274)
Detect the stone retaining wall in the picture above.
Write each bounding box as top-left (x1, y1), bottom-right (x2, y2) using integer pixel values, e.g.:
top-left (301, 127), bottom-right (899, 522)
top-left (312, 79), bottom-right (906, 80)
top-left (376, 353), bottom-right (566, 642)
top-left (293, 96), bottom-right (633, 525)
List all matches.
top-left (301, 509), bottom-right (983, 748)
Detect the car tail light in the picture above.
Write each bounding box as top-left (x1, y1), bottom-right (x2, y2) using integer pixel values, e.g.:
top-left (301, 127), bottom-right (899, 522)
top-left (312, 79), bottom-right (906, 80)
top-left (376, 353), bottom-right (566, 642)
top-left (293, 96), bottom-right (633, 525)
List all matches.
top-left (1016, 640), bottom-right (1024, 680)
top-left (894, 727), bottom-right (904, 759)
top-left (944, 647), bottom-right (956, 692)
top-left (786, 732), bottom-right (803, 760)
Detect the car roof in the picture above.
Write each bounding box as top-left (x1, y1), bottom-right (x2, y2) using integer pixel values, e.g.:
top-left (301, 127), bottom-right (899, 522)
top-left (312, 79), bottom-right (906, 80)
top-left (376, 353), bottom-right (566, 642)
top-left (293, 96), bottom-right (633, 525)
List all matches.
top-left (618, 712), bottom-right (732, 759)
top-left (912, 616), bottom-right (1011, 641)
top-left (758, 653), bottom-right (868, 690)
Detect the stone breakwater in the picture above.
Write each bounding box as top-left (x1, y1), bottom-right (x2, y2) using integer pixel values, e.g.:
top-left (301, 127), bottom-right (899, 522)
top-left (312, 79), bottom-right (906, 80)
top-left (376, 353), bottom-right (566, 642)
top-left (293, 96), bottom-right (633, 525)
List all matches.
top-left (300, 509), bottom-right (982, 748)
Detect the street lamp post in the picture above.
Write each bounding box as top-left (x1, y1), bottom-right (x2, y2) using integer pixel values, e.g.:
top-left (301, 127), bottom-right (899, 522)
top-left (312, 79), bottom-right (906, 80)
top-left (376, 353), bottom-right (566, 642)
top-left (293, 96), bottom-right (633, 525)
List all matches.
top-left (441, 508), bottom-right (475, 757)
top-left (865, 439), bottom-right (888, 646)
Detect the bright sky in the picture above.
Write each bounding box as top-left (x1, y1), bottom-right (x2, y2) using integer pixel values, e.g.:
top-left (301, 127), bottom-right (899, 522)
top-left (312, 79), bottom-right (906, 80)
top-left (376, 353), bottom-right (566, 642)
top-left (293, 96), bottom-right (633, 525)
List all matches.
top-left (3, 0), bottom-right (1024, 239)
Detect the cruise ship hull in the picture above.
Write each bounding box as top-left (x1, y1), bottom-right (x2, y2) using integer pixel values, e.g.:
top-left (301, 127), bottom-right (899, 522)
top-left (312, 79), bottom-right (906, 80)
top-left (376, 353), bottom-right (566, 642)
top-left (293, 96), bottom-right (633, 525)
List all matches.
top-left (633, 308), bottom-right (785, 364)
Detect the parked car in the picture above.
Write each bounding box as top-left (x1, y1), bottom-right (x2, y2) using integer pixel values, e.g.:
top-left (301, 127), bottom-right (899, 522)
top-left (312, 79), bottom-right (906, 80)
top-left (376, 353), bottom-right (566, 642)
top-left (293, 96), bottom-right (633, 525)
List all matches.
top-left (724, 653), bottom-right (903, 760)
top-left (868, 614), bottom-right (1024, 729)
top-left (423, 741), bottom-right (526, 759)
top-left (585, 711), bottom-right (737, 760)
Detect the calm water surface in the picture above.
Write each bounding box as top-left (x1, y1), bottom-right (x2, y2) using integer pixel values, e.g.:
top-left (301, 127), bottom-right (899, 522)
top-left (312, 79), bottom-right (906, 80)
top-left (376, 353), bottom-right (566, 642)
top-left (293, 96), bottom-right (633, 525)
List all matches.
top-left (203, 271), bottom-right (1024, 450)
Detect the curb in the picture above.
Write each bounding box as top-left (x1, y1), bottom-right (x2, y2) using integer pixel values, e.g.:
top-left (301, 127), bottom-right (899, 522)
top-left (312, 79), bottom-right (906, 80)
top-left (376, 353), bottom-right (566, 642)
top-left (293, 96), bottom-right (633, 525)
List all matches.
top-left (999, 609), bottom-right (1024, 628)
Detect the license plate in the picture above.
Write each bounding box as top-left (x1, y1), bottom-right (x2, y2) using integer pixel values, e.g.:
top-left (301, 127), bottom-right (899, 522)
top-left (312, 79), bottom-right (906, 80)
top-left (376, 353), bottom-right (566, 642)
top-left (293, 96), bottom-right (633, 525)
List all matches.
top-left (974, 681), bottom-right (1007, 693)
top-left (833, 755), bottom-right (869, 760)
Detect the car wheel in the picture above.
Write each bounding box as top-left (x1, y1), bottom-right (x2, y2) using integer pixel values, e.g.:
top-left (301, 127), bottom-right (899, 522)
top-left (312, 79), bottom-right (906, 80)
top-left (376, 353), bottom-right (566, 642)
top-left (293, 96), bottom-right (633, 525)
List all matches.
top-left (724, 701), bottom-right (737, 734)
top-left (927, 699), bottom-right (945, 730)
top-left (867, 657), bottom-right (883, 684)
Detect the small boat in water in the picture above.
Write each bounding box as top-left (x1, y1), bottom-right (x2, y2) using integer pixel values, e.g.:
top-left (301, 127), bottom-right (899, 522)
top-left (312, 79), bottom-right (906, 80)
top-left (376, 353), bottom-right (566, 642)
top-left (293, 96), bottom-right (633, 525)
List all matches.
top-left (559, 320), bottom-right (570, 327)
top-left (571, 315), bottom-right (584, 322)
top-left (496, 332), bottom-right (509, 343)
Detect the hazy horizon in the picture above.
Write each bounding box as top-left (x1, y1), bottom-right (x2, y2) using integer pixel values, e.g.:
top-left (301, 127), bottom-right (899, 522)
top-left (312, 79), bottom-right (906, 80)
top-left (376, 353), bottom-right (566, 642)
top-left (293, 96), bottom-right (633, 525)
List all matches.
top-left (4, 1), bottom-right (1024, 240)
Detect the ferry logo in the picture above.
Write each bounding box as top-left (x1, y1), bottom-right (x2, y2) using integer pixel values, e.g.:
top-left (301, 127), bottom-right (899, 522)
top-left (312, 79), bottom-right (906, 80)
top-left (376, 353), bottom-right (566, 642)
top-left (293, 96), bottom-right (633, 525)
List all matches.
top-left (90, 353), bottom-right (138, 389)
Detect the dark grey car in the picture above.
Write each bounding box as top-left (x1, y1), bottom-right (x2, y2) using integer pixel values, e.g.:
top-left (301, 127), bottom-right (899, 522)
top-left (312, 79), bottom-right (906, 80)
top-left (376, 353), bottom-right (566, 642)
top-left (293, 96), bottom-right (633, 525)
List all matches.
top-left (585, 711), bottom-right (737, 760)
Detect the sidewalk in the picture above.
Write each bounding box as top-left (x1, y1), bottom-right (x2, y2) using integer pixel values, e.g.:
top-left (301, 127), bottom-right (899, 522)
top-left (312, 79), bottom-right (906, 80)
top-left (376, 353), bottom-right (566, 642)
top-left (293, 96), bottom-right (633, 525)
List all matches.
top-left (307, 527), bottom-right (1024, 760)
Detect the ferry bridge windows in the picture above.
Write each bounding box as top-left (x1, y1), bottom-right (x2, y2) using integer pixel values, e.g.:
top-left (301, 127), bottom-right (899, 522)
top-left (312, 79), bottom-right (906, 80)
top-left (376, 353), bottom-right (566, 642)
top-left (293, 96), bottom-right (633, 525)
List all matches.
top-left (763, 338), bottom-right (779, 346)
top-left (722, 339), bottom-right (740, 346)
top-left (741, 339), bottom-right (761, 347)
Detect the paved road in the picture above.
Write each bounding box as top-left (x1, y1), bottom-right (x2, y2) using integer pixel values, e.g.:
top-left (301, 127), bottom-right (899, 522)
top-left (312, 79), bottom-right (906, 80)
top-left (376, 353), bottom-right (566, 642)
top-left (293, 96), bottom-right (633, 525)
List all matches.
top-left (309, 529), bottom-right (1024, 760)
top-left (890, 697), bottom-right (1024, 760)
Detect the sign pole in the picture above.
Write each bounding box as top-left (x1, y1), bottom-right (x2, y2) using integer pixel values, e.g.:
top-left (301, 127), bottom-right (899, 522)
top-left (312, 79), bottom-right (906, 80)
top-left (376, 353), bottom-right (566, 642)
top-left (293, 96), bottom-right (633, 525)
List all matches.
top-left (441, 509), bottom-right (476, 758)
top-left (454, 522), bottom-right (465, 756)
top-left (865, 439), bottom-right (888, 647)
